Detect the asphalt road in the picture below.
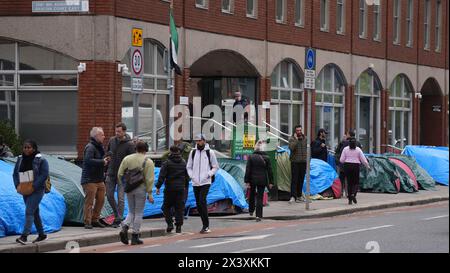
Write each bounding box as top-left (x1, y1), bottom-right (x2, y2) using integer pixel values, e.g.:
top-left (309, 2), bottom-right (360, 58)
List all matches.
top-left (79, 201), bottom-right (448, 253)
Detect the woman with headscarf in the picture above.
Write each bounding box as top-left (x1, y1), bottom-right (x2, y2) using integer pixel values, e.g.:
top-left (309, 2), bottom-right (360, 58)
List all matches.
top-left (12, 139), bottom-right (49, 245)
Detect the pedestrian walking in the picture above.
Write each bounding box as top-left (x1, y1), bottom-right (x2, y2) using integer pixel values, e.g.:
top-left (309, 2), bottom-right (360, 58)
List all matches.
top-left (288, 125), bottom-right (307, 203)
top-left (156, 145), bottom-right (189, 234)
top-left (81, 127), bottom-right (110, 229)
top-left (311, 128), bottom-right (328, 162)
top-left (118, 141), bottom-right (155, 245)
top-left (244, 141), bottom-right (274, 222)
top-left (339, 137), bottom-right (371, 205)
top-left (106, 122), bottom-right (135, 227)
top-left (335, 129), bottom-right (362, 197)
top-left (13, 139), bottom-right (49, 245)
top-left (186, 134), bottom-right (219, 234)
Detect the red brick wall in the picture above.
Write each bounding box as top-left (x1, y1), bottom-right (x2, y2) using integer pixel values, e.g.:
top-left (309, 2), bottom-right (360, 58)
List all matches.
top-left (312, 0), bottom-right (351, 53)
top-left (386, 0), bottom-right (419, 64)
top-left (77, 61), bottom-right (122, 158)
top-left (418, 0), bottom-right (447, 68)
top-left (352, 0), bottom-right (387, 59)
top-left (267, 0), bottom-right (311, 47)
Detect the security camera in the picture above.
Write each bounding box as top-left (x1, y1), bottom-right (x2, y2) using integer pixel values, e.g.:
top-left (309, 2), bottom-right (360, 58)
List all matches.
top-left (415, 92), bottom-right (422, 99)
top-left (118, 63), bottom-right (129, 74)
top-left (368, 63), bottom-right (375, 70)
top-left (77, 62), bottom-right (86, 73)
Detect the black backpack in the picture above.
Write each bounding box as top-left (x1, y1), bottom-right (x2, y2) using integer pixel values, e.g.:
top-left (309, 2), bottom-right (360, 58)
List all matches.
top-left (191, 149), bottom-right (216, 183)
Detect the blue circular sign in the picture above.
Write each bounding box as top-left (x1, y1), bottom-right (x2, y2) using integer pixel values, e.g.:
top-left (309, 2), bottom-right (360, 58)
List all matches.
top-left (306, 49), bottom-right (315, 70)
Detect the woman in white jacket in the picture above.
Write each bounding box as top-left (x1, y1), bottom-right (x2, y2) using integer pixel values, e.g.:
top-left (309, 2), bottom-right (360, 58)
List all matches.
top-left (186, 134), bottom-right (219, 234)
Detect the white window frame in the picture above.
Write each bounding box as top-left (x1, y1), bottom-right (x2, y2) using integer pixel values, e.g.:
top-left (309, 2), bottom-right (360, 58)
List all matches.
top-left (276, 0), bottom-right (287, 23)
top-left (435, 0), bottom-right (442, 52)
top-left (246, 0), bottom-right (257, 18)
top-left (373, 3), bottom-right (381, 41)
top-left (359, 0), bottom-right (367, 38)
top-left (195, 0), bottom-right (208, 9)
top-left (221, 0), bottom-right (234, 14)
top-left (320, 0), bottom-right (330, 31)
top-left (406, 0), bottom-right (414, 47)
top-left (295, 0), bottom-right (305, 27)
top-left (393, 0), bottom-right (401, 44)
top-left (424, 0), bottom-right (431, 50)
top-left (336, 0), bottom-right (345, 34)
top-left (389, 76), bottom-right (412, 148)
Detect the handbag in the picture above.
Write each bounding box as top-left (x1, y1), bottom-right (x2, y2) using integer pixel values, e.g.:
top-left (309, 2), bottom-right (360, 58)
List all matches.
top-left (17, 170), bottom-right (34, 196)
top-left (123, 157), bottom-right (148, 193)
top-left (45, 176), bottom-right (52, 194)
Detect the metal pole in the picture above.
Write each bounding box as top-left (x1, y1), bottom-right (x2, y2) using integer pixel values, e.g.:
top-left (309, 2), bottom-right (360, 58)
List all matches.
top-left (168, 51), bottom-right (174, 148)
top-left (305, 89), bottom-right (312, 210)
top-left (133, 93), bottom-right (139, 138)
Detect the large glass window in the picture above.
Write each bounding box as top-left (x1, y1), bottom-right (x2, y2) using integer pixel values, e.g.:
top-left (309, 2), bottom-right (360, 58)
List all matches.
top-left (320, 0), bottom-right (329, 31)
top-left (393, 0), bottom-right (401, 44)
top-left (271, 60), bottom-right (303, 142)
top-left (359, 0), bottom-right (367, 38)
top-left (406, 0), bottom-right (414, 47)
top-left (121, 39), bottom-right (170, 152)
top-left (389, 75), bottom-right (412, 148)
top-left (315, 65), bottom-right (345, 150)
top-left (336, 0), bottom-right (345, 34)
top-left (0, 38), bottom-right (78, 153)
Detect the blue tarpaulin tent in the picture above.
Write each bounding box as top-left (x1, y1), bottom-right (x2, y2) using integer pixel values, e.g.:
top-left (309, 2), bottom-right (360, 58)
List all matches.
top-left (0, 160), bottom-right (66, 237)
top-left (301, 158), bottom-right (338, 195)
top-left (122, 168), bottom-right (248, 218)
top-left (403, 146), bottom-right (449, 186)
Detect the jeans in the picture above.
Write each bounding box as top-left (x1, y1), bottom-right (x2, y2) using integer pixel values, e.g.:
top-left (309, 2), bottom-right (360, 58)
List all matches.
top-left (122, 185), bottom-right (147, 234)
top-left (193, 184), bottom-right (210, 229)
top-left (106, 175), bottom-right (125, 220)
top-left (248, 184), bottom-right (266, 218)
top-left (163, 189), bottom-right (185, 227)
top-left (291, 162), bottom-right (306, 199)
top-left (22, 190), bottom-right (45, 236)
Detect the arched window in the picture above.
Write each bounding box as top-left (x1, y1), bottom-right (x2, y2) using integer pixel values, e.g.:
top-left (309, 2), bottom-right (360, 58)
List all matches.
top-left (121, 39), bottom-right (169, 152)
top-left (389, 75), bottom-right (412, 148)
top-left (0, 38), bottom-right (78, 153)
top-left (270, 60), bottom-right (303, 141)
top-left (315, 64), bottom-right (346, 149)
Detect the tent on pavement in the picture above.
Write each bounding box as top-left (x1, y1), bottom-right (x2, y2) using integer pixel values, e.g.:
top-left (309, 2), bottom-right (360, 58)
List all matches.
top-left (0, 160), bottom-right (66, 237)
top-left (403, 146), bottom-right (449, 186)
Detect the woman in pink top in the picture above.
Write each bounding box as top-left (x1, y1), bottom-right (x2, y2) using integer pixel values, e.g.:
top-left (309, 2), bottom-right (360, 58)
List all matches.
top-left (339, 138), bottom-right (371, 205)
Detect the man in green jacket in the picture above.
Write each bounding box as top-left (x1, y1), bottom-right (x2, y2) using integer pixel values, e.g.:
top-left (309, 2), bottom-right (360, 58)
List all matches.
top-left (288, 125), bottom-right (307, 203)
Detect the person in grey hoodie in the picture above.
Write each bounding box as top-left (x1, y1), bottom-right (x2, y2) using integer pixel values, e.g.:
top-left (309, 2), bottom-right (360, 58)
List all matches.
top-left (106, 122), bottom-right (135, 227)
top-left (186, 134), bottom-right (219, 234)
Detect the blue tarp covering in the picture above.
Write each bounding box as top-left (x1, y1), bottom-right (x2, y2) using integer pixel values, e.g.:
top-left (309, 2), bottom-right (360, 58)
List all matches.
top-left (123, 168), bottom-right (248, 218)
top-left (403, 146), bottom-right (449, 186)
top-left (0, 160), bottom-right (66, 238)
top-left (302, 158), bottom-right (338, 195)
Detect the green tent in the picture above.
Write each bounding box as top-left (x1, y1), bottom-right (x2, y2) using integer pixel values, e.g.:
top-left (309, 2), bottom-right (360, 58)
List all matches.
top-left (386, 154), bottom-right (436, 191)
top-left (217, 158), bottom-right (247, 191)
top-left (359, 156), bottom-right (400, 193)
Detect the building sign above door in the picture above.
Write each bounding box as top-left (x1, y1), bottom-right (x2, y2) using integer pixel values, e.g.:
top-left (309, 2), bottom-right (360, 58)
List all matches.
top-left (32, 1), bottom-right (89, 13)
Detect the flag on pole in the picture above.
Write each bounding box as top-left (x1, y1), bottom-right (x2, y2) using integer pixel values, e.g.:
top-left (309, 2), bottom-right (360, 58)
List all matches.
top-left (169, 5), bottom-right (181, 75)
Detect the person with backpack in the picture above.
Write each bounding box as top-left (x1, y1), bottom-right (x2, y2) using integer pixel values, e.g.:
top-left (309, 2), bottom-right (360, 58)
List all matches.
top-left (117, 141), bottom-right (155, 245)
top-left (244, 140), bottom-right (274, 222)
top-left (12, 139), bottom-right (49, 245)
top-left (186, 134), bottom-right (219, 234)
top-left (340, 137), bottom-right (371, 205)
top-left (156, 145), bottom-right (189, 234)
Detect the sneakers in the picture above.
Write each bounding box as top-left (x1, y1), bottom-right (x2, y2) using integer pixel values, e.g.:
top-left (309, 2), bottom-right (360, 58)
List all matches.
top-left (32, 234), bottom-right (47, 243)
top-left (84, 224), bottom-right (93, 229)
top-left (199, 227), bottom-right (211, 234)
top-left (296, 196), bottom-right (306, 203)
top-left (256, 217), bottom-right (262, 222)
top-left (111, 218), bottom-right (122, 228)
top-left (289, 197), bottom-right (295, 204)
top-left (16, 235), bottom-right (27, 245)
top-left (92, 221), bottom-right (106, 228)
top-left (176, 226), bottom-right (182, 233)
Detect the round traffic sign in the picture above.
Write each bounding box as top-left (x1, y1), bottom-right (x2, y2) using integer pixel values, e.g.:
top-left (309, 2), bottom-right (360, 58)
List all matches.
top-left (132, 49), bottom-right (143, 75)
top-left (306, 48), bottom-right (315, 70)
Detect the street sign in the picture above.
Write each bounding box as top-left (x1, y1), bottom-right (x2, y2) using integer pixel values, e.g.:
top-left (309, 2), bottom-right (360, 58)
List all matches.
top-left (131, 49), bottom-right (143, 76)
top-left (131, 77), bottom-right (143, 91)
top-left (304, 77), bottom-right (315, 90)
top-left (132, 28), bottom-right (143, 47)
top-left (305, 48), bottom-right (316, 70)
top-left (305, 69), bottom-right (315, 78)
top-left (32, 1), bottom-right (89, 13)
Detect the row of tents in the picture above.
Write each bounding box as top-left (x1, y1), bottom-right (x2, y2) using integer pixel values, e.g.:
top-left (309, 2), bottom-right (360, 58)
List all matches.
top-left (0, 145), bottom-right (448, 237)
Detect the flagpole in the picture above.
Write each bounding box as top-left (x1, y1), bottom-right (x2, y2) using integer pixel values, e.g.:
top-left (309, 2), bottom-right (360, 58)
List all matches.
top-left (168, 0), bottom-right (175, 148)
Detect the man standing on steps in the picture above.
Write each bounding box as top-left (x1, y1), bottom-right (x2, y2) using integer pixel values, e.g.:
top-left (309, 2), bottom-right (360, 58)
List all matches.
top-left (106, 122), bottom-right (136, 228)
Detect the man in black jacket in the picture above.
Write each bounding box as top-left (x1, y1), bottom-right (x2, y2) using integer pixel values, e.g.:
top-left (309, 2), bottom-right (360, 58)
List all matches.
top-left (244, 141), bottom-right (274, 222)
top-left (81, 127), bottom-right (110, 229)
top-left (106, 122), bottom-right (135, 227)
top-left (156, 146), bottom-right (190, 233)
top-left (311, 128), bottom-right (328, 162)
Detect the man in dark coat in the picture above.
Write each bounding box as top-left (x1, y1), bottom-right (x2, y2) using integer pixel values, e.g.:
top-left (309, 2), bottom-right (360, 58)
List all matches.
top-left (311, 128), bottom-right (328, 162)
top-left (106, 122), bottom-right (136, 227)
top-left (156, 146), bottom-right (190, 233)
